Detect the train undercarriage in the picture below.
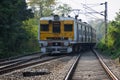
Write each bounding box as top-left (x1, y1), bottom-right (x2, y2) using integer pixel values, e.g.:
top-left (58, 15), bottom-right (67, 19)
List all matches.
top-left (39, 41), bottom-right (96, 54)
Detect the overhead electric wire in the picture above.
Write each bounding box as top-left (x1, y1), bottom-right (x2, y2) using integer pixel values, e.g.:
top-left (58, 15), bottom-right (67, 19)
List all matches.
top-left (82, 3), bottom-right (104, 16)
top-left (67, 0), bottom-right (105, 22)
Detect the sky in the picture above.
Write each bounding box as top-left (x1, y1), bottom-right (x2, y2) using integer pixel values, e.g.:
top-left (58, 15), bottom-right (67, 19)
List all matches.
top-left (58, 0), bottom-right (120, 21)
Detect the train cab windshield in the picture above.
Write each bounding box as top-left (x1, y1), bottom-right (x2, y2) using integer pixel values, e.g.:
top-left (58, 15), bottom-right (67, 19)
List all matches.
top-left (53, 21), bottom-right (60, 33)
top-left (40, 24), bottom-right (49, 31)
top-left (64, 24), bottom-right (73, 31)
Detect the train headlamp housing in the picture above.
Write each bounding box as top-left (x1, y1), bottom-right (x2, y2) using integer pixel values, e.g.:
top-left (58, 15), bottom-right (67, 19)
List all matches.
top-left (69, 38), bottom-right (72, 41)
top-left (64, 42), bottom-right (69, 46)
top-left (43, 42), bottom-right (48, 47)
top-left (54, 15), bottom-right (59, 21)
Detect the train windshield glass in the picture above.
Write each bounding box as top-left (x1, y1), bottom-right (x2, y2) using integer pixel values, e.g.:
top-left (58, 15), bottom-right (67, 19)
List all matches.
top-left (53, 21), bottom-right (60, 33)
top-left (64, 24), bottom-right (73, 31)
top-left (40, 24), bottom-right (49, 31)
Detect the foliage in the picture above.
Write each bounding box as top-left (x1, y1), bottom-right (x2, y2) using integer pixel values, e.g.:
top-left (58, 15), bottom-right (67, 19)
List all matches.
top-left (27, 0), bottom-right (72, 18)
top-left (28, 0), bottom-right (56, 18)
top-left (97, 10), bottom-right (120, 59)
top-left (0, 0), bottom-right (39, 59)
top-left (21, 18), bottom-right (39, 52)
top-left (56, 4), bottom-right (72, 16)
top-left (88, 19), bottom-right (105, 41)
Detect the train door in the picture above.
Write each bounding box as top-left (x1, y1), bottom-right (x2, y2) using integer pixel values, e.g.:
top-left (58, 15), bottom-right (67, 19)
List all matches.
top-left (81, 25), bottom-right (83, 42)
top-left (85, 26), bottom-right (86, 42)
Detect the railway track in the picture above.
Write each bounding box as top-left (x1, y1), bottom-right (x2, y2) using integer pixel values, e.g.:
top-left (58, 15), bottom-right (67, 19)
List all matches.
top-left (0, 52), bottom-right (41, 62)
top-left (0, 53), bottom-right (45, 69)
top-left (0, 54), bottom-right (65, 75)
top-left (64, 50), bottom-right (119, 80)
top-left (0, 52), bottom-right (44, 68)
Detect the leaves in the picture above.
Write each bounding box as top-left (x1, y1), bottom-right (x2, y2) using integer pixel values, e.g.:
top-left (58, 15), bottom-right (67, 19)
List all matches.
top-left (97, 10), bottom-right (120, 59)
top-left (0, 0), bottom-right (35, 58)
top-left (28, 0), bottom-right (56, 18)
top-left (56, 4), bottom-right (72, 15)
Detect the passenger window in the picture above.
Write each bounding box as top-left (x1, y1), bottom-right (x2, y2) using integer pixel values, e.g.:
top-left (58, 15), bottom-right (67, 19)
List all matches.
top-left (64, 24), bottom-right (73, 31)
top-left (40, 24), bottom-right (49, 31)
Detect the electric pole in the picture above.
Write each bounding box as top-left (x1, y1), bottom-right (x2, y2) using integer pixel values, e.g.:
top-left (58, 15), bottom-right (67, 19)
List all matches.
top-left (104, 2), bottom-right (108, 43)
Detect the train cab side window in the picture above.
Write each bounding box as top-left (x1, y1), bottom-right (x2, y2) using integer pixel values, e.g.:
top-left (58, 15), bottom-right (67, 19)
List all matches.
top-left (40, 24), bottom-right (49, 31)
top-left (64, 24), bottom-right (73, 31)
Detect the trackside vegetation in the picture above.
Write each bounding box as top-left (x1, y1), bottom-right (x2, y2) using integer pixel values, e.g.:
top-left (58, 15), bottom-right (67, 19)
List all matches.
top-left (97, 10), bottom-right (120, 59)
top-left (0, 0), bottom-right (39, 59)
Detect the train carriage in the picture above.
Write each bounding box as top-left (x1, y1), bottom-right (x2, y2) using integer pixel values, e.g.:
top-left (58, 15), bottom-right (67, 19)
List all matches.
top-left (38, 15), bottom-right (96, 54)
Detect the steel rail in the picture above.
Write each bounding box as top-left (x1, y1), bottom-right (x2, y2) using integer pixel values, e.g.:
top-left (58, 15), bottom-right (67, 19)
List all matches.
top-left (0, 55), bottom-right (65, 75)
top-left (64, 54), bottom-right (81, 80)
top-left (0, 52), bottom-right (41, 62)
top-left (93, 49), bottom-right (119, 80)
top-left (0, 53), bottom-right (47, 68)
top-left (64, 50), bottom-right (119, 80)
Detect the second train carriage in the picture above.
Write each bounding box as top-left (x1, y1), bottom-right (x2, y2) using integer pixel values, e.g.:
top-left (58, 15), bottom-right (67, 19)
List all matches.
top-left (38, 15), bottom-right (96, 54)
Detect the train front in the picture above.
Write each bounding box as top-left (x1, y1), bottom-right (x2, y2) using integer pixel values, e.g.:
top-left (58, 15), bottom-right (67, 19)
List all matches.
top-left (38, 15), bottom-right (74, 54)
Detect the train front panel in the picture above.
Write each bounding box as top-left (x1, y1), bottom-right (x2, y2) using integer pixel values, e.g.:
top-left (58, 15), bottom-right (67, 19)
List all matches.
top-left (38, 15), bottom-right (75, 53)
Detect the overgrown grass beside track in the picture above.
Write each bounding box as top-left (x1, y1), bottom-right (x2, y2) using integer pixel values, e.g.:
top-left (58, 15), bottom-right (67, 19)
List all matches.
top-left (97, 41), bottom-right (120, 59)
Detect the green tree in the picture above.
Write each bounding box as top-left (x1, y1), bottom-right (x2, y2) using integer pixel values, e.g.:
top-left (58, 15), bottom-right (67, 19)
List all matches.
top-left (98, 10), bottom-right (120, 58)
top-left (21, 18), bottom-right (39, 52)
top-left (0, 0), bottom-right (34, 58)
top-left (109, 10), bottom-right (120, 49)
top-left (115, 10), bottom-right (120, 21)
top-left (28, 0), bottom-right (56, 18)
top-left (56, 4), bottom-right (72, 16)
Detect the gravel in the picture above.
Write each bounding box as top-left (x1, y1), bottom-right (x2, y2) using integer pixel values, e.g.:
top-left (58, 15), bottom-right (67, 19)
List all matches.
top-left (72, 51), bottom-right (109, 80)
top-left (97, 50), bottom-right (120, 79)
top-left (0, 55), bottom-right (77, 80)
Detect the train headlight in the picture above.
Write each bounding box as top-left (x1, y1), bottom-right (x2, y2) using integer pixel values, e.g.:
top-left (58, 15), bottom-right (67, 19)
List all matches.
top-left (64, 42), bottom-right (69, 46)
top-left (69, 38), bottom-right (72, 41)
top-left (43, 42), bottom-right (48, 46)
top-left (67, 47), bottom-right (72, 53)
top-left (41, 48), bottom-right (46, 53)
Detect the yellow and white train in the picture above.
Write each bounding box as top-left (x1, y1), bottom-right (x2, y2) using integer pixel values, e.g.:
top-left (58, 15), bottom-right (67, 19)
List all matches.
top-left (38, 15), bottom-right (96, 54)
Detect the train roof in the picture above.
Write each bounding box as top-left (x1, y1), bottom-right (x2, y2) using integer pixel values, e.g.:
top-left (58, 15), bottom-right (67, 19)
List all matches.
top-left (40, 15), bottom-right (75, 21)
top-left (40, 15), bottom-right (93, 29)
